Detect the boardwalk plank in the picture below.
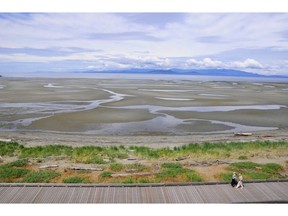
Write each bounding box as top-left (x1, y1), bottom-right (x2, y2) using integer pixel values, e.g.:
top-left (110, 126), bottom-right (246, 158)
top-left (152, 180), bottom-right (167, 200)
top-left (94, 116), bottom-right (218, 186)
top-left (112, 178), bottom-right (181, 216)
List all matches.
top-left (1, 181), bottom-right (288, 203)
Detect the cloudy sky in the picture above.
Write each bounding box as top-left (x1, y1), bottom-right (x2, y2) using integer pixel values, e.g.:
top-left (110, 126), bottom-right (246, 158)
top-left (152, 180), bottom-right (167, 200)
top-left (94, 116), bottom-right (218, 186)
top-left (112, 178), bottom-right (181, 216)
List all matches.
top-left (0, 13), bottom-right (288, 76)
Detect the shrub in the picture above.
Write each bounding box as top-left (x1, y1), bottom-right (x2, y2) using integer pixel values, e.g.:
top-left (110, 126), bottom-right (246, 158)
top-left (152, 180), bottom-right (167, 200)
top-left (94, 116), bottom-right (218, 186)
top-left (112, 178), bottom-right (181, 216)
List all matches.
top-left (63, 176), bottom-right (87, 184)
top-left (23, 171), bottom-right (61, 183)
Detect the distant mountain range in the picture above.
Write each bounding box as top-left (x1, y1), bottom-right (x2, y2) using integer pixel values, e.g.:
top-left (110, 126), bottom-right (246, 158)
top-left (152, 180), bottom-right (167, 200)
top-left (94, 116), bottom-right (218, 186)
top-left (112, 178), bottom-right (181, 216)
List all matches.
top-left (80, 68), bottom-right (288, 78)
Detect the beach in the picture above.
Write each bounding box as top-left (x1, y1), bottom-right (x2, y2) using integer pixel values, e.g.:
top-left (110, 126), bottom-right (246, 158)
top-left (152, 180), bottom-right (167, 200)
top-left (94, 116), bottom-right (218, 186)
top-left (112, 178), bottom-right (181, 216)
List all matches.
top-left (0, 77), bottom-right (288, 147)
top-left (1, 125), bottom-right (288, 148)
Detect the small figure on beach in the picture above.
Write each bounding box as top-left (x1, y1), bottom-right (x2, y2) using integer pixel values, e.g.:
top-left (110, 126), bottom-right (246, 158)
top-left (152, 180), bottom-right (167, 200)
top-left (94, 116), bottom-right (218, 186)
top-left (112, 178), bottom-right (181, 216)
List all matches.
top-left (231, 172), bottom-right (238, 187)
top-left (236, 173), bottom-right (244, 189)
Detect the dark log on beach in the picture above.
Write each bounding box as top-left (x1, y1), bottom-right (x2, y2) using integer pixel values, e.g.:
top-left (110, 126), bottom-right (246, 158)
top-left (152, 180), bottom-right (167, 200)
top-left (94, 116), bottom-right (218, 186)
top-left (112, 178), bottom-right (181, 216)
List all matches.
top-left (111, 172), bottom-right (156, 177)
top-left (234, 132), bottom-right (253, 136)
top-left (70, 167), bottom-right (104, 171)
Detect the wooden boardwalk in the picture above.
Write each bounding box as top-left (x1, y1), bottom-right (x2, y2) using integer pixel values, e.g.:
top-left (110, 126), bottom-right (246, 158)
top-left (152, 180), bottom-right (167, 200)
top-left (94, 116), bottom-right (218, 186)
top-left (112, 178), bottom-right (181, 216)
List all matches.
top-left (0, 180), bottom-right (288, 203)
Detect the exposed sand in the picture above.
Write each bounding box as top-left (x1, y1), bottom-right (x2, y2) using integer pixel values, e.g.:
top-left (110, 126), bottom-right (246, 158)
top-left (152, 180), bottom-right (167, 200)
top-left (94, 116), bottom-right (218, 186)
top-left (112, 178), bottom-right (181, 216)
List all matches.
top-left (1, 129), bottom-right (287, 148)
top-left (1, 77), bottom-right (288, 147)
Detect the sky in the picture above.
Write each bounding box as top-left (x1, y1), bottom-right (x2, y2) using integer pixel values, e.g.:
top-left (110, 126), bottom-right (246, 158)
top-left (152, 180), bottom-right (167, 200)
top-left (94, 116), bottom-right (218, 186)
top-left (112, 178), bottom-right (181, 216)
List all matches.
top-left (0, 12), bottom-right (288, 77)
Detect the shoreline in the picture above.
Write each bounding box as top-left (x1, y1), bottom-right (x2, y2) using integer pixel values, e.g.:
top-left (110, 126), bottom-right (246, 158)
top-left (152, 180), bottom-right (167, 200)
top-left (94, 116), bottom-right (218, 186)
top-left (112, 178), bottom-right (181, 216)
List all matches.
top-left (1, 129), bottom-right (287, 148)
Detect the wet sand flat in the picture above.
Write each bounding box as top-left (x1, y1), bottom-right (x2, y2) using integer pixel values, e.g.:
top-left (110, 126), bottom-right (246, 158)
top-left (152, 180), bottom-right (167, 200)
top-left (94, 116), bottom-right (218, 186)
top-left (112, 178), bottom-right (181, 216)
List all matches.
top-left (1, 77), bottom-right (288, 141)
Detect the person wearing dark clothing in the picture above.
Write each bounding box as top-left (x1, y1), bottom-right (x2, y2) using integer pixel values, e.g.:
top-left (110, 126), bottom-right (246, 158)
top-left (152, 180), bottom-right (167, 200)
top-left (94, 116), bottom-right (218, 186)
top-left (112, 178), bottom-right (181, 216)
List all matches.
top-left (231, 172), bottom-right (238, 187)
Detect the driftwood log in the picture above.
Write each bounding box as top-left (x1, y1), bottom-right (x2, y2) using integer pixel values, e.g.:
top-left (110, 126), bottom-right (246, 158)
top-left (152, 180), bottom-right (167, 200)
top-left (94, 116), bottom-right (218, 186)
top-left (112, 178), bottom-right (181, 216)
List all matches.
top-left (70, 167), bottom-right (104, 171)
top-left (190, 160), bottom-right (231, 167)
top-left (234, 132), bottom-right (253, 136)
top-left (39, 165), bottom-right (59, 169)
top-left (111, 172), bottom-right (156, 177)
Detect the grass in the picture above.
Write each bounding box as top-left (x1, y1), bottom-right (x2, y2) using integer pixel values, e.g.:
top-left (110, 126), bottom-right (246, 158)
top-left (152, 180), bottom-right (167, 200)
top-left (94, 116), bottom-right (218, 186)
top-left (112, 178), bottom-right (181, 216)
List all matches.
top-left (109, 163), bottom-right (124, 172)
top-left (0, 167), bottom-right (29, 182)
top-left (23, 171), bottom-right (61, 183)
top-left (20, 145), bottom-right (73, 158)
top-left (238, 155), bottom-right (248, 160)
top-left (156, 163), bottom-right (203, 182)
top-left (221, 161), bottom-right (285, 181)
top-left (125, 163), bottom-right (148, 172)
top-left (7, 159), bottom-right (29, 167)
top-left (0, 141), bottom-right (23, 156)
top-left (99, 171), bottom-right (113, 178)
top-left (63, 176), bottom-right (88, 184)
top-left (0, 140), bottom-right (287, 184)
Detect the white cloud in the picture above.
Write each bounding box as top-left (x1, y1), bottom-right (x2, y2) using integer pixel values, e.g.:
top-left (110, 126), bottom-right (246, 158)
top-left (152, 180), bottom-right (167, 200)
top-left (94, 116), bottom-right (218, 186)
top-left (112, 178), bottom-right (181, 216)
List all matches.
top-left (185, 58), bottom-right (225, 68)
top-left (231, 58), bottom-right (264, 69)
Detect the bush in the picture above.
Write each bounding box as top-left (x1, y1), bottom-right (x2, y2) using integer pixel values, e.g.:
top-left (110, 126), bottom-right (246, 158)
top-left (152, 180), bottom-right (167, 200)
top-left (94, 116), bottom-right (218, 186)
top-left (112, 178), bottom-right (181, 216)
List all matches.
top-left (23, 171), bottom-right (61, 183)
top-left (63, 176), bottom-right (87, 183)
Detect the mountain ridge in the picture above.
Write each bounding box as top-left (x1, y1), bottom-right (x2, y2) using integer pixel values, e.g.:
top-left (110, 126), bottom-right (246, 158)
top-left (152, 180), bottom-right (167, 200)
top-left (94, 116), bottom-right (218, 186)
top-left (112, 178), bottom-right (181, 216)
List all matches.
top-left (79, 68), bottom-right (288, 78)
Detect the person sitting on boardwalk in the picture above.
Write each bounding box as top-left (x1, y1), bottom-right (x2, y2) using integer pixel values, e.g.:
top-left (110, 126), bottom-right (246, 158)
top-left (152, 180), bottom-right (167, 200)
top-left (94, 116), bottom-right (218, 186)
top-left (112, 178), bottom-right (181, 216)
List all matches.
top-left (236, 173), bottom-right (244, 189)
top-left (231, 172), bottom-right (238, 187)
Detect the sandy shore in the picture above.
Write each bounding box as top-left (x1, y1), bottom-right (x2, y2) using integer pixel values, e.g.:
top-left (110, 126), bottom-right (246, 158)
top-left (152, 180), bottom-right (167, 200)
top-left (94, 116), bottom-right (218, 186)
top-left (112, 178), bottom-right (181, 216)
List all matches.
top-left (1, 78), bottom-right (288, 145)
top-left (1, 129), bottom-right (287, 148)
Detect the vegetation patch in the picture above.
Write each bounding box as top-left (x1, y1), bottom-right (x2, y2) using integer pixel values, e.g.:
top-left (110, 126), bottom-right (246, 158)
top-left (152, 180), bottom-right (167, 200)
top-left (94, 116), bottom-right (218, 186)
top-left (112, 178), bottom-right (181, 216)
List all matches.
top-left (99, 171), bottom-right (113, 178)
top-left (221, 162), bottom-right (285, 181)
top-left (0, 141), bottom-right (23, 156)
top-left (238, 155), bottom-right (248, 160)
top-left (156, 163), bottom-right (203, 182)
top-left (20, 145), bottom-right (73, 158)
top-left (0, 166), bottom-right (29, 182)
top-left (109, 163), bottom-right (124, 172)
top-left (7, 159), bottom-right (29, 167)
top-left (23, 171), bottom-right (61, 183)
top-left (63, 176), bottom-right (88, 184)
top-left (0, 140), bottom-right (287, 184)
